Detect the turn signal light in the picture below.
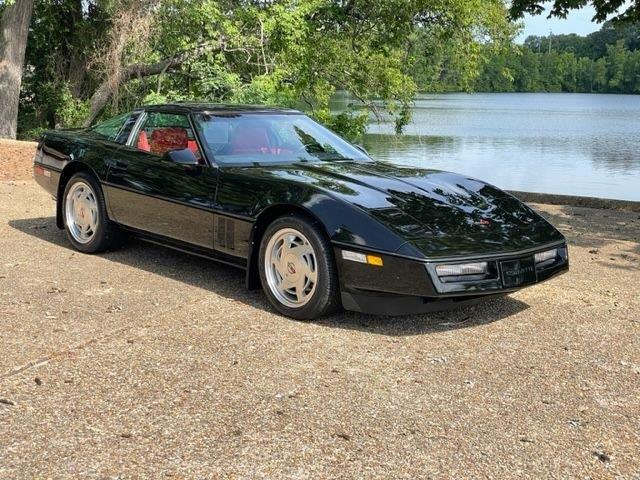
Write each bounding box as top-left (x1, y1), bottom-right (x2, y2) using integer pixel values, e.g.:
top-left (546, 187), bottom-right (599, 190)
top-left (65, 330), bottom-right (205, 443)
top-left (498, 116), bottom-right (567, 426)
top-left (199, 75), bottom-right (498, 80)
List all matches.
top-left (366, 255), bottom-right (384, 266)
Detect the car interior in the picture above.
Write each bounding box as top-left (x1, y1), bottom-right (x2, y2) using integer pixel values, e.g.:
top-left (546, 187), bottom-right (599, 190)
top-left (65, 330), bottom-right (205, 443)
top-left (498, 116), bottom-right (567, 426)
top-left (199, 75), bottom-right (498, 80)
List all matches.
top-left (130, 112), bottom-right (362, 165)
top-left (202, 119), bottom-right (294, 156)
top-left (134, 114), bottom-right (203, 163)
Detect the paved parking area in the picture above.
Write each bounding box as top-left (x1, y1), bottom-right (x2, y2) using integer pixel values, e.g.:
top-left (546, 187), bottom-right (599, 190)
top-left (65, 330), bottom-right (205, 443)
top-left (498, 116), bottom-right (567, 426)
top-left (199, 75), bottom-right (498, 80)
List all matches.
top-left (1, 179), bottom-right (639, 478)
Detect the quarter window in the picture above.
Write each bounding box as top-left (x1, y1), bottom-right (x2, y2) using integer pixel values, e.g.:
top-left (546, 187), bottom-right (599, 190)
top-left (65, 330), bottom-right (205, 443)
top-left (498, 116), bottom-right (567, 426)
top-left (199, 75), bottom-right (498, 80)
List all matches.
top-left (91, 112), bottom-right (139, 144)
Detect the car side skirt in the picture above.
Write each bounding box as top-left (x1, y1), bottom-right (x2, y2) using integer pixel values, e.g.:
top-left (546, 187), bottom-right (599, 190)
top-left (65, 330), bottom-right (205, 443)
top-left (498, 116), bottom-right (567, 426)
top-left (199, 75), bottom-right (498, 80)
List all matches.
top-left (118, 225), bottom-right (248, 269)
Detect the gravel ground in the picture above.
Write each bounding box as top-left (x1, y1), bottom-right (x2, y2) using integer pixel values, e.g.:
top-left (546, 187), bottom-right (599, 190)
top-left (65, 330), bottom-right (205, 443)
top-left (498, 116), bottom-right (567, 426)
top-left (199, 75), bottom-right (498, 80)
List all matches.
top-left (1, 160), bottom-right (639, 478)
top-left (0, 140), bottom-right (37, 181)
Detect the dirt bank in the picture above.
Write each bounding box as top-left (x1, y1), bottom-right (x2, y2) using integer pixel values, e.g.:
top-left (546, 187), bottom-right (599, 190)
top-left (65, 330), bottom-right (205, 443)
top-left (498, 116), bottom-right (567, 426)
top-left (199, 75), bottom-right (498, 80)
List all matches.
top-left (0, 139), bottom-right (37, 181)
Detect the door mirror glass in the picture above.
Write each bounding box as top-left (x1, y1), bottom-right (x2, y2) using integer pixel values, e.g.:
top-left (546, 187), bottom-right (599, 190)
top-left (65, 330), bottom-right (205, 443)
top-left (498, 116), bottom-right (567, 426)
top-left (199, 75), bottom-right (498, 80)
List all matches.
top-left (164, 148), bottom-right (199, 166)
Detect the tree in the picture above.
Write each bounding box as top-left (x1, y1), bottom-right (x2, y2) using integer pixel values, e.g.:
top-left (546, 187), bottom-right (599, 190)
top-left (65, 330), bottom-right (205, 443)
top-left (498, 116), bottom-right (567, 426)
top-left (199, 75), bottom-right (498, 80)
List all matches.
top-left (509, 0), bottom-right (640, 24)
top-left (0, 0), bottom-right (35, 139)
top-left (15, 0), bottom-right (515, 138)
top-left (468, 20), bottom-right (640, 94)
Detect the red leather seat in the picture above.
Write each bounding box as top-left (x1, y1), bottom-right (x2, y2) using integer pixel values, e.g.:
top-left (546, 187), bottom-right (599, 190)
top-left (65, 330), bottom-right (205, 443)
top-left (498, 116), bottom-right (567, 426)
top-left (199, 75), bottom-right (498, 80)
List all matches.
top-left (187, 139), bottom-right (198, 154)
top-left (137, 130), bottom-right (150, 152)
top-left (230, 125), bottom-right (271, 154)
top-left (150, 127), bottom-right (188, 155)
top-left (186, 139), bottom-right (205, 164)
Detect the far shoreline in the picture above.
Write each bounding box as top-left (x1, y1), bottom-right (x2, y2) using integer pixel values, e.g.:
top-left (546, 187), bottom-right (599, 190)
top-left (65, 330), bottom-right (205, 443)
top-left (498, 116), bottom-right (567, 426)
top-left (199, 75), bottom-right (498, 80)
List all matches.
top-left (415, 91), bottom-right (640, 96)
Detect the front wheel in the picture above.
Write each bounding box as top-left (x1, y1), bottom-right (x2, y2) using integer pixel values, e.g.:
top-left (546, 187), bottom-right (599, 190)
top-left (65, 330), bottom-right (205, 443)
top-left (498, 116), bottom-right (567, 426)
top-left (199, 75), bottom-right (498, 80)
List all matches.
top-left (258, 215), bottom-right (340, 320)
top-left (62, 172), bottom-right (123, 253)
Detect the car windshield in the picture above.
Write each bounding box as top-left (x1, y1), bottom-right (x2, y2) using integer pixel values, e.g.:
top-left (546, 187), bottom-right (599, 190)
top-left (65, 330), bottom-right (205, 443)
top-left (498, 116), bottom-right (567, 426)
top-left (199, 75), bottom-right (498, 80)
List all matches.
top-left (192, 113), bottom-right (370, 165)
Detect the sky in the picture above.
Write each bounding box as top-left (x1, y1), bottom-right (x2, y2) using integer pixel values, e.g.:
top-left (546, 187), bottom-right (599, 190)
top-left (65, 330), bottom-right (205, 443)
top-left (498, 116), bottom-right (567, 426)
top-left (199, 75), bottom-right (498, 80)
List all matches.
top-left (516, 5), bottom-right (601, 42)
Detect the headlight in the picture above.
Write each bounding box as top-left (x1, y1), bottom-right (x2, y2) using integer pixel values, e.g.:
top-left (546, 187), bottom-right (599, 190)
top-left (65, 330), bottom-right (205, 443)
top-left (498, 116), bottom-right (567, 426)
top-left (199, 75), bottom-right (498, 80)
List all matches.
top-left (534, 248), bottom-right (557, 264)
top-left (435, 261), bottom-right (488, 277)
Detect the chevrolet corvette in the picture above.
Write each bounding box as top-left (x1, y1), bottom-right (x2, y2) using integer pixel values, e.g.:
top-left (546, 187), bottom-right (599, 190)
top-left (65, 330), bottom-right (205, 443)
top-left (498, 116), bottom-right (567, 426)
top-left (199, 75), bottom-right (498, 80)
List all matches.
top-left (33, 103), bottom-right (568, 319)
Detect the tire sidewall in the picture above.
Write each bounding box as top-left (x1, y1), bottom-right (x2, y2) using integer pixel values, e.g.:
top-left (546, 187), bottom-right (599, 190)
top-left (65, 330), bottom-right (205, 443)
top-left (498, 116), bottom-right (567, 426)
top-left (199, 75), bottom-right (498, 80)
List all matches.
top-left (258, 215), bottom-right (339, 320)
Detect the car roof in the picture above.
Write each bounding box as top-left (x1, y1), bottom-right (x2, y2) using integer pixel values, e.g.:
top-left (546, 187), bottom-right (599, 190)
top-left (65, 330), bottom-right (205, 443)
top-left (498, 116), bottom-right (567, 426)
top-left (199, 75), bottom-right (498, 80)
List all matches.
top-left (138, 103), bottom-right (301, 115)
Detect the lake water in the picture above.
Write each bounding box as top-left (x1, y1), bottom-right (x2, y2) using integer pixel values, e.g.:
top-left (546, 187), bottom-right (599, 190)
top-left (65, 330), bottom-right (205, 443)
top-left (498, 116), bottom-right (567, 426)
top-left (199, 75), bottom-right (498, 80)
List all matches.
top-left (333, 93), bottom-right (640, 201)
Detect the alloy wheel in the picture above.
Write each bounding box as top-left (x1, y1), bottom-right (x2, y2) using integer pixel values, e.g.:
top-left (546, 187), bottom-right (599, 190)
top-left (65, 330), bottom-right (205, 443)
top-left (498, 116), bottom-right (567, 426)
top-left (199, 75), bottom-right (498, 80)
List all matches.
top-left (264, 228), bottom-right (318, 308)
top-left (65, 181), bottom-right (99, 244)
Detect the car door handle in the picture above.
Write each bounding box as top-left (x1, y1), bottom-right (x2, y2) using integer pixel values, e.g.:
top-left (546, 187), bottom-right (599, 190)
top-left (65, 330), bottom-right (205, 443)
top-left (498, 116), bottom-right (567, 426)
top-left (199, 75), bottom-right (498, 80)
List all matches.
top-left (106, 158), bottom-right (129, 180)
top-left (105, 158), bottom-right (128, 169)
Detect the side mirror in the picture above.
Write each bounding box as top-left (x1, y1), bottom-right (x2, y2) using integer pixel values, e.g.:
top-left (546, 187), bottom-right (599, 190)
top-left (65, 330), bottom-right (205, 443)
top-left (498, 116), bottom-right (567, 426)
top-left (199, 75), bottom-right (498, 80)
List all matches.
top-left (164, 148), bottom-right (199, 166)
top-left (354, 144), bottom-right (369, 156)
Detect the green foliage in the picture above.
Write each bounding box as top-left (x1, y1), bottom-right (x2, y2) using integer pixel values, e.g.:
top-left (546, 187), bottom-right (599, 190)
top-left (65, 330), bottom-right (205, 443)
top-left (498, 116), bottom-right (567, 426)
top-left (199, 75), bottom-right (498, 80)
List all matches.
top-left (410, 0), bottom-right (517, 92)
top-left (468, 22), bottom-right (640, 94)
top-left (18, 81), bottom-right (89, 139)
top-left (509, 0), bottom-right (640, 24)
top-left (12, 0), bottom-right (640, 141)
top-left (19, 0), bottom-right (110, 133)
top-left (17, 0), bottom-right (514, 138)
top-left (523, 21), bottom-right (640, 59)
top-left (54, 84), bottom-right (90, 127)
top-left (315, 110), bottom-right (370, 141)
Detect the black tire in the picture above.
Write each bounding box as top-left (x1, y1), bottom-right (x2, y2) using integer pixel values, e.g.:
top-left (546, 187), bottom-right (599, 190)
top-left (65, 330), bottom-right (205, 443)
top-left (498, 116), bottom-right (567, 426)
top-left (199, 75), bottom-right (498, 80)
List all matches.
top-left (62, 172), bottom-right (124, 253)
top-left (258, 214), bottom-right (341, 320)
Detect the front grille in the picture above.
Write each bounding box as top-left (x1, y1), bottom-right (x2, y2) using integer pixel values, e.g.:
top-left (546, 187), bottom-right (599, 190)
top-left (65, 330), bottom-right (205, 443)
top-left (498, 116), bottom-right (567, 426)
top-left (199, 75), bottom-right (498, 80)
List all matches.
top-left (426, 243), bottom-right (568, 294)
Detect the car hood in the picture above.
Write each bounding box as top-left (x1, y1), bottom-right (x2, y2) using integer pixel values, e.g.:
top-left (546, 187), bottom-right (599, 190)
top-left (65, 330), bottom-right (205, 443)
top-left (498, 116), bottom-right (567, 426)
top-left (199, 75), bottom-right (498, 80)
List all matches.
top-left (247, 160), bottom-right (565, 259)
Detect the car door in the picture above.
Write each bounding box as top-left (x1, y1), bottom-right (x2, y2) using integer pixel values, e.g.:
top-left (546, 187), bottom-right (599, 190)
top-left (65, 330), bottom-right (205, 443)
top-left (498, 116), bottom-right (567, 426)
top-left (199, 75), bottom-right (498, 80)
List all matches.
top-left (104, 110), bottom-right (217, 249)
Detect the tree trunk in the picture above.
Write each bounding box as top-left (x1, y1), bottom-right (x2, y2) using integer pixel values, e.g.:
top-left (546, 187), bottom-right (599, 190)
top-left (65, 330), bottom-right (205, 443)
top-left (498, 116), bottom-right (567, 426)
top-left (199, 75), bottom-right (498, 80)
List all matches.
top-left (67, 0), bottom-right (87, 98)
top-left (68, 52), bottom-right (88, 98)
top-left (83, 57), bottom-right (183, 127)
top-left (0, 0), bottom-right (35, 139)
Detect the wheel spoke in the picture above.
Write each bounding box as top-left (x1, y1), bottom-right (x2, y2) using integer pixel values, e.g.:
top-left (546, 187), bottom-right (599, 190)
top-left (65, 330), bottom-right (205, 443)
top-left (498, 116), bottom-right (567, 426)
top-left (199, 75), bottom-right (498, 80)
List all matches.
top-left (281, 276), bottom-right (295, 291)
top-left (89, 208), bottom-right (98, 231)
top-left (294, 276), bottom-right (307, 302)
top-left (298, 259), bottom-right (313, 279)
top-left (281, 235), bottom-right (293, 256)
top-left (289, 243), bottom-right (312, 258)
top-left (307, 267), bottom-right (318, 284)
top-left (273, 259), bottom-right (286, 278)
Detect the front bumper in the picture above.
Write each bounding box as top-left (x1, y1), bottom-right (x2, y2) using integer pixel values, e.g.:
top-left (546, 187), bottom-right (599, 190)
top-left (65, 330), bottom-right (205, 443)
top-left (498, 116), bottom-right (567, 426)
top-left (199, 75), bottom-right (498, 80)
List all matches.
top-left (334, 241), bottom-right (569, 316)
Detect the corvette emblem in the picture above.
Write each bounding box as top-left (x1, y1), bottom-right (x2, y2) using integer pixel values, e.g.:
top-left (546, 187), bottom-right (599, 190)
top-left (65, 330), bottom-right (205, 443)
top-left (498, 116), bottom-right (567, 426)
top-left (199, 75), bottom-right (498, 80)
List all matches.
top-left (287, 262), bottom-right (296, 274)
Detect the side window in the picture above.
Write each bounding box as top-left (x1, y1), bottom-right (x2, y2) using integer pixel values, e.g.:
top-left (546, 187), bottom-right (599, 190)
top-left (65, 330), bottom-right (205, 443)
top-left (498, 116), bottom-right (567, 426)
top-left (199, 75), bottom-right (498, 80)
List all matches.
top-left (133, 112), bottom-right (202, 162)
top-left (91, 112), bottom-right (136, 144)
top-left (115, 113), bottom-right (140, 144)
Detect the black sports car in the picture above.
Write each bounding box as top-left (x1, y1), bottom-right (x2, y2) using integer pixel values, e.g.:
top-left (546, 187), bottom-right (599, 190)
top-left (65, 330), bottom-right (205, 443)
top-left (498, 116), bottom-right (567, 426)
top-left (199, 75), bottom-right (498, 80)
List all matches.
top-left (33, 103), bottom-right (568, 319)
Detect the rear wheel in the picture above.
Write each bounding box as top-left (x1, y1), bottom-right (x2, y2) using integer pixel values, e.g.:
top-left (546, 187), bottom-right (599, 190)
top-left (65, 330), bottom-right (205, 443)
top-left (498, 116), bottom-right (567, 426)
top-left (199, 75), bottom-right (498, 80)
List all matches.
top-left (62, 172), bottom-right (123, 253)
top-left (259, 215), bottom-right (340, 320)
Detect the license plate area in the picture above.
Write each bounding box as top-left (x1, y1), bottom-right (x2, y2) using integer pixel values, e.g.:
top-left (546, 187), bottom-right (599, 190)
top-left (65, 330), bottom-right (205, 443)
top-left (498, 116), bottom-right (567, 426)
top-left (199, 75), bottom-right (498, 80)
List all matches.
top-left (500, 257), bottom-right (536, 288)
